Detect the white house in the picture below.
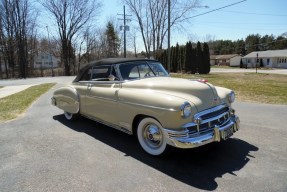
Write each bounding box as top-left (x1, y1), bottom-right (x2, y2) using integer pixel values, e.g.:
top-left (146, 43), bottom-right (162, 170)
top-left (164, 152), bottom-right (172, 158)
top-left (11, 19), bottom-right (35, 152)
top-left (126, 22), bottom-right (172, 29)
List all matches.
top-left (242, 50), bottom-right (287, 69)
top-left (210, 54), bottom-right (242, 67)
top-left (34, 52), bottom-right (59, 69)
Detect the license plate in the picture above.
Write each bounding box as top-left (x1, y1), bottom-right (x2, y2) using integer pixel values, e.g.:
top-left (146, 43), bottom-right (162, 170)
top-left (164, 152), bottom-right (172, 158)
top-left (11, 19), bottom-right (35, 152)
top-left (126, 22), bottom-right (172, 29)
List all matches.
top-left (221, 126), bottom-right (233, 140)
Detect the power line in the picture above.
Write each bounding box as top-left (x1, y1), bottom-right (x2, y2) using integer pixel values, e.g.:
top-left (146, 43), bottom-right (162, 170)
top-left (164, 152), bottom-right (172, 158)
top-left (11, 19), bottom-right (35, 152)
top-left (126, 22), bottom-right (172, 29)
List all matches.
top-left (185, 0), bottom-right (247, 20)
top-left (197, 21), bottom-right (286, 26)
top-left (219, 10), bottom-right (287, 17)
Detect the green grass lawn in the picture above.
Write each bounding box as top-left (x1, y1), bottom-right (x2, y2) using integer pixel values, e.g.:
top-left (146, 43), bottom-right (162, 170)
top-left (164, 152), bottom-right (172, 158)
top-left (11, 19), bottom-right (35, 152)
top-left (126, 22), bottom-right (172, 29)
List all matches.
top-left (172, 73), bottom-right (287, 105)
top-left (0, 83), bottom-right (55, 122)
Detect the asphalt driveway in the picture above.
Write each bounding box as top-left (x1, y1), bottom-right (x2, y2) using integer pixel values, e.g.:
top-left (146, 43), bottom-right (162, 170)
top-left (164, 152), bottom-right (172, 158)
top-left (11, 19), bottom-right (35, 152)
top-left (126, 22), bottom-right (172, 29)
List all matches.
top-left (0, 83), bottom-right (287, 192)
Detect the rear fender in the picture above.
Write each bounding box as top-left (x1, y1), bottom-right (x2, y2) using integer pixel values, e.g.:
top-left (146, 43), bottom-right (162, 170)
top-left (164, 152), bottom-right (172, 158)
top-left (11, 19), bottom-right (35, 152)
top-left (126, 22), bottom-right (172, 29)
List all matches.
top-left (53, 86), bottom-right (80, 114)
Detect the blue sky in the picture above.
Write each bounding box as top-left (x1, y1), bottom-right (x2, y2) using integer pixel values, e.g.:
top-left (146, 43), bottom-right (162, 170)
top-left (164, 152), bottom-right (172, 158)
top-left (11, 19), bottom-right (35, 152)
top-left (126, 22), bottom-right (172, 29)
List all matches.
top-left (39, 0), bottom-right (287, 52)
top-left (100, 0), bottom-right (287, 49)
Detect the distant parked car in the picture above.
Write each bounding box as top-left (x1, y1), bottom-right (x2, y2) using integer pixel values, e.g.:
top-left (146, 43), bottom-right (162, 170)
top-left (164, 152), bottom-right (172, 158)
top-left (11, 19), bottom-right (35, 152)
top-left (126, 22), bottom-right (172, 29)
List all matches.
top-left (51, 58), bottom-right (240, 156)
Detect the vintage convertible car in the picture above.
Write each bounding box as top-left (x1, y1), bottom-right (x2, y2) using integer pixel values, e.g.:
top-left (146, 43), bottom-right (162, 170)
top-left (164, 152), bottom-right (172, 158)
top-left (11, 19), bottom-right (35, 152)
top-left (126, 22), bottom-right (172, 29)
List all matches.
top-left (51, 58), bottom-right (240, 156)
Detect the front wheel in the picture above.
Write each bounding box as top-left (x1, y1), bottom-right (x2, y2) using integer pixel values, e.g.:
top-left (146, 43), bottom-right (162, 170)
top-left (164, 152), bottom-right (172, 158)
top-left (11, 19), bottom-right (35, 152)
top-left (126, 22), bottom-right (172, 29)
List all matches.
top-left (137, 118), bottom-right (168, 156)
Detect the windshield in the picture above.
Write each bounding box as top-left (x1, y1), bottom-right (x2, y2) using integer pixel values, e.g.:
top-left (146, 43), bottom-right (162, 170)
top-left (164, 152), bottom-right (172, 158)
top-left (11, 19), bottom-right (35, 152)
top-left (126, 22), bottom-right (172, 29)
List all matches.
top-left (119, 62), bottom-right (169, 80)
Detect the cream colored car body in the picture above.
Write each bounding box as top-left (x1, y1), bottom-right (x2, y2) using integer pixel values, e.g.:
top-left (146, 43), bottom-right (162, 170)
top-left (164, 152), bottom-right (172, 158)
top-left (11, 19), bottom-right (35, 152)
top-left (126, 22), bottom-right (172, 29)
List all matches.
top-left (53, 77), bottom-right (231, 131)
top-left (52, 58), bottom-right (240, 156)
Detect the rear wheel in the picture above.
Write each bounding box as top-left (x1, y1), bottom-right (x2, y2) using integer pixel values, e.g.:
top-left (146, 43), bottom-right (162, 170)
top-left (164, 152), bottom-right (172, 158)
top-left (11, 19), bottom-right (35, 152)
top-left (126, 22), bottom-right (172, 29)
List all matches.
top-left (137, 117), bottom-right (167, 156)
top-left (64, 111), bottom-right (75, 121)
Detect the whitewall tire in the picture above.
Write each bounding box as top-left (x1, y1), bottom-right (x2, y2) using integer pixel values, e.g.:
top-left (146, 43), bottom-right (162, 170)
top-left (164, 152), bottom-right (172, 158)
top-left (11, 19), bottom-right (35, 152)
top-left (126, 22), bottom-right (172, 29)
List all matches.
top-left (64, 111), bottom-right (75, 121)
top-left (137, 118), bottom-right (167, 156)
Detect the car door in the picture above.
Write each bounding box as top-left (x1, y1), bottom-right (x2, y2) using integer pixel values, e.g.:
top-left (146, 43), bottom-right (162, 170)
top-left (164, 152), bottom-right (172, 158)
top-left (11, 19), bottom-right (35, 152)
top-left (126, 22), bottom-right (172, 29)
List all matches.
top-left (85, 65), bottom-right (120, 125)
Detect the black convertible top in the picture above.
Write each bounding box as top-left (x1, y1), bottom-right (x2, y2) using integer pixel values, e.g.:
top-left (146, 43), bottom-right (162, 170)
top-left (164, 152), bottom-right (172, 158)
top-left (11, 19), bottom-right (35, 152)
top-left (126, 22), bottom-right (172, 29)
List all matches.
top-left (73, 58), bottom-right (158, 82)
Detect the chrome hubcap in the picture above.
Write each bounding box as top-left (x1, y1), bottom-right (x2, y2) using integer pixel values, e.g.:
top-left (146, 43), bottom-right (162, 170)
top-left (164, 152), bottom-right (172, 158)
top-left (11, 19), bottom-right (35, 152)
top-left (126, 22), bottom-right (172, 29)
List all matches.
top-left (143, 124), bottom-right (163, 148)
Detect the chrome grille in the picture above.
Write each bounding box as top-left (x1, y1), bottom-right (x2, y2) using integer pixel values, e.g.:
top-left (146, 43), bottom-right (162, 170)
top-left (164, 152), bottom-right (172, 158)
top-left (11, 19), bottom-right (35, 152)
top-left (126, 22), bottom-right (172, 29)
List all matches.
top-left (187, 105), bottom-right (231, 137)
top-left (200, 106), bottom-right (229, 120)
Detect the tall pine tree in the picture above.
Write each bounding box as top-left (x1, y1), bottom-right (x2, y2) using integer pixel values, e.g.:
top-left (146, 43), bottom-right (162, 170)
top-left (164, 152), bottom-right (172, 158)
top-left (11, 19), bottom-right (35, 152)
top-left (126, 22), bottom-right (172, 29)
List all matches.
top-left (185, 41), bottom-right (193, 73)
top-left (202, 43), bottom-right (210, 74)
top-left (196, 42), bottom-right (203, 74)
top-left (105, 22), bottom-right (120, 57)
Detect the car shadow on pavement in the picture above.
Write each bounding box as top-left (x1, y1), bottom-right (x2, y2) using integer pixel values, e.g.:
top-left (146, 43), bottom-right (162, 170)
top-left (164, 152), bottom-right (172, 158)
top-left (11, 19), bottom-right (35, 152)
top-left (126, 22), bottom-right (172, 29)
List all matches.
top-left (53, 115), bottom-right (258, 191)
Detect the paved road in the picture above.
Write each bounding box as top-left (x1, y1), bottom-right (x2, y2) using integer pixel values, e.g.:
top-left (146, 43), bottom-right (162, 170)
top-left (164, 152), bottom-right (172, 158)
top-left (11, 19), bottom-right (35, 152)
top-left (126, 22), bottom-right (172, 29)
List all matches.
top-left (0, 76), bottom-right (75, 99)
top-left (0, 82), bottom-right (286, 191)
top-left (0, 76), bottom-right (75, 86)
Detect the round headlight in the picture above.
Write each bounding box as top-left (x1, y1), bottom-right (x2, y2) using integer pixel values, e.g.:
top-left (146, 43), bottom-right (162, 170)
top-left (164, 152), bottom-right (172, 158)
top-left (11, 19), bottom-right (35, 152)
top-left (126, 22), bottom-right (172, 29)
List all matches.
top-left (229, 91), bottom-right (235, 103)
top-left (181, 102), bottom-right (192, 118)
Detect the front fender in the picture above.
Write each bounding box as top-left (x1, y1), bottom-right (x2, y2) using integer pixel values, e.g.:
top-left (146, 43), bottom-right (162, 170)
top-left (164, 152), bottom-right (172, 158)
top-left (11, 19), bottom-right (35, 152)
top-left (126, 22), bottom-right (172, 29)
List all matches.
top-left (117, 89), bottom-right (195, 129)
top-left (215, 86), bottom-right (233, 106)
top-left (52, 86), bottom-right (80, 114)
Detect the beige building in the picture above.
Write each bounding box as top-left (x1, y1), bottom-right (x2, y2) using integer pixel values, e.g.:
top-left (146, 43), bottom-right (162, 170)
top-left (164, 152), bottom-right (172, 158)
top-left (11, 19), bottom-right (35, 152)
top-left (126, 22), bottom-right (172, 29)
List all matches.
top-left (34, 52), bottom-right (60, 69)
top-left (242, 50), bottom-right (287, 68)
top-left (210, 54), bottom-right (242, 67)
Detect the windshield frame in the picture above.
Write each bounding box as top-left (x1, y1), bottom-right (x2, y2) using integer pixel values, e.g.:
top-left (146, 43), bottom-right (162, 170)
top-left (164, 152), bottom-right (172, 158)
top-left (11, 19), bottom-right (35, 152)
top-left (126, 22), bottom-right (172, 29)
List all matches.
top-left (117, 61), bottom-right (169, 81)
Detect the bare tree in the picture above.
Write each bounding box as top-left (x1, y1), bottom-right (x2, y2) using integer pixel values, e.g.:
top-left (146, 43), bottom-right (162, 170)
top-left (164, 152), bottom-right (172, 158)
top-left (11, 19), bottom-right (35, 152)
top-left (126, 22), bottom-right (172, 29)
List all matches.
top-left (122, 0), bottom-right (200, 58)
top-left (74, 26), bottom-right (104, 70)
top-left (0, 0), bottom-right (16, 77)
top-left (41, 0), bottom-right (101, 76)
top-left (0, 15), bottom-right (5, 78)
top-left (0, 0), bottom-right (37, 78)
top-left (14, 0), bottom-right (30, 78)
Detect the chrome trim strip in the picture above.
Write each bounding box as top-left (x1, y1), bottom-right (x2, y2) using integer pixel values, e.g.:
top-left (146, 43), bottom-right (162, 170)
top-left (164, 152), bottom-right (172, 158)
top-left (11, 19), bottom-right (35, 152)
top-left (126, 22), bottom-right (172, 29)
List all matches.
top-left (87, 95), bottom-right (117, 102)
top-left (119, 100), bottom-right (177, 112)
top-left (77, 80), bottom-right (124, 84)
top-left (81, 114), bottom-right (133, 135)
top-left (88, 81), bottom-right (123, 85)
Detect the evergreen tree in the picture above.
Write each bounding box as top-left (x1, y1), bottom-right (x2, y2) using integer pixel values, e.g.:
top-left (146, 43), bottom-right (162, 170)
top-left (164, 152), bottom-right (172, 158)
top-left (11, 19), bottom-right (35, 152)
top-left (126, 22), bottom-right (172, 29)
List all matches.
top-left (177, 45), bottom-right (185, 72)
top-left (105, 22), bottom-right (120, 57)
top-left (191, 46), bottom-right (197, 74)
top-left (169, 46), bottom-right (175, 72)
top-left (196, 42), bottom-right (203, 74)
top-left (172, 44), bottom-right (179, 72)
top-left (202, 43), bottom-right (210, 74)
top-left (245, 34), bottom-right (260, 53)
top-left (185, 42), bottom-right (191, 73)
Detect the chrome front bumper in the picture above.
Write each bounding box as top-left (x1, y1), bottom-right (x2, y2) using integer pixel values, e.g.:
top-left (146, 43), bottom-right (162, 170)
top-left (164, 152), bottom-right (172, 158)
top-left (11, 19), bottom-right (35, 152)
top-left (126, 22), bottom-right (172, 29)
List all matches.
top-left (163, 105), bottom-right (240, 149)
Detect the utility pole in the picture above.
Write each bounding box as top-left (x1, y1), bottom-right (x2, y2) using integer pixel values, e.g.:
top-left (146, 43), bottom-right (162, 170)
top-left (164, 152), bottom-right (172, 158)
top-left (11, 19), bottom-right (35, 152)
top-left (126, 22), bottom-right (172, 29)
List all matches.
top-left (118, 6), bottom-right (131, 58)
top-left (167, 0), bottom-right (171, 73)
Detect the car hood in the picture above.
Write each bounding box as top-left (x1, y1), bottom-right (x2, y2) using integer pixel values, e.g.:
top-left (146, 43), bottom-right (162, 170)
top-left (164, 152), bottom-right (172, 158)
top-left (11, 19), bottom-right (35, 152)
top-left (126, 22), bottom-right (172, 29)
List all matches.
top-left (121, 77), bottom-right (223, 112)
